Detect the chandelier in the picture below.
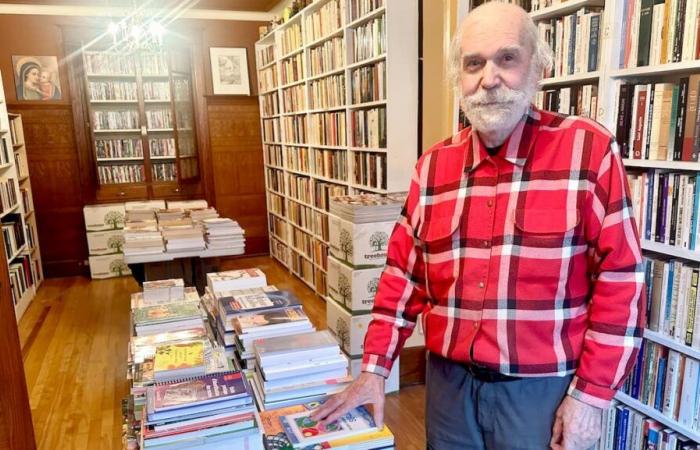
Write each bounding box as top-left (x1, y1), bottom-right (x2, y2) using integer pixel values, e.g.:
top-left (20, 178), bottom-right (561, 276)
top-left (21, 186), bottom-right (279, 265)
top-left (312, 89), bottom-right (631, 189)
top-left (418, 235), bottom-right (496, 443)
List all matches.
top-left (108, 14), bottom-right (166, 53)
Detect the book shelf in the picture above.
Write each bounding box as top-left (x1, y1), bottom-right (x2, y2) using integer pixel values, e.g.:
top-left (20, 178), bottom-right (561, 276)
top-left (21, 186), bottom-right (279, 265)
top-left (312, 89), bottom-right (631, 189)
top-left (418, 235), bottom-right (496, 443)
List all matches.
top-left (0, 72), bottom-right (44, 322)
top-left (79, 48), bottom-right (200, 202)
top-left (255, 0), bottom-right (419, 297)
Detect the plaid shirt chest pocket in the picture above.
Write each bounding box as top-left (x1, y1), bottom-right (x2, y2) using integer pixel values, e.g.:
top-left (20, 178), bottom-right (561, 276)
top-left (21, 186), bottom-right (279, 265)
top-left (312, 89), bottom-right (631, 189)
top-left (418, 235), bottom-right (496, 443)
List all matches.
top-left (416, 198), bottom-right (463, 302)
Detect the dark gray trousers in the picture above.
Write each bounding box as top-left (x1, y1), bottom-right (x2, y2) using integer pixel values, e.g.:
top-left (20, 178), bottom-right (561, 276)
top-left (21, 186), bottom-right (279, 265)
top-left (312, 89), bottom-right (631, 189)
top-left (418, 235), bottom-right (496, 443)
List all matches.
top-left (426, 352), bottom-right (573, 450)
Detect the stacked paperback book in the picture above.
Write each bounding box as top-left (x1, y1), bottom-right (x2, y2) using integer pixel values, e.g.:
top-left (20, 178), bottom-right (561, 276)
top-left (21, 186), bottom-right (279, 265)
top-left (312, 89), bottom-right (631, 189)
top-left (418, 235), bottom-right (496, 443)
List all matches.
top-left (203, 218), bottom-right (245, 252)
top-left (161, 224), bottom-right (207, 252)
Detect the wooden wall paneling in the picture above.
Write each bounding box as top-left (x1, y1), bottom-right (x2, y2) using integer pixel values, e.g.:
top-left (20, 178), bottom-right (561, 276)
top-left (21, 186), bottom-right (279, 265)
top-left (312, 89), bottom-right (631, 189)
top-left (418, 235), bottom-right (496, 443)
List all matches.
top-left (0, 229), bottom-right (36, 449)
top-left (206, 96), bottom-right (268, 255)
top-left (9, 104), bottom-right (89, 278)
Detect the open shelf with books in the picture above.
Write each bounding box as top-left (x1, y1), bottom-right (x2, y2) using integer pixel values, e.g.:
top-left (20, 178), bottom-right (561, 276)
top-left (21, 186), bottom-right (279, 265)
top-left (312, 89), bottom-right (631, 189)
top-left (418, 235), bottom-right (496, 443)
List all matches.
top-left (0, 75), bottom-right (43, 322)
top-left (78, 47), bottom-right (201, 202)
top-left (256, 0), bottom-right (418, 298)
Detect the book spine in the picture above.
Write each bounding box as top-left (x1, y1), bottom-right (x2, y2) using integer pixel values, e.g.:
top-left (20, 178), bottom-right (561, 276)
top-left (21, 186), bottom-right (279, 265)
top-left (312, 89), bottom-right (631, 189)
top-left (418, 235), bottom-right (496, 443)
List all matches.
top-left (675, 78), bottom-right (689, 160)
top-left (673, 0), bottom-right (686, 62)
top-left (637, 0), bottom-right (655, 66)
top-left (645, 84), bottom-right (657, 159)
top-left (686, 269), bottom-right (698, 345)
top-left (617, 83), bottom-right (632, 157)
top-left (645, 170), bottom-right (656, 241)
top-left (589, 14), bottom-right (600, 72)
top-left (670, 174), bottom-right (680, 245)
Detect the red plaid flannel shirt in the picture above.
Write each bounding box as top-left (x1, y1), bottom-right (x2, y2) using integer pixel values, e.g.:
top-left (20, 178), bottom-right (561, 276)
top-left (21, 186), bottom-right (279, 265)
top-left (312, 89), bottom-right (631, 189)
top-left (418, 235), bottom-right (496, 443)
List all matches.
top-left (362, 107), bottom-right (646, 408)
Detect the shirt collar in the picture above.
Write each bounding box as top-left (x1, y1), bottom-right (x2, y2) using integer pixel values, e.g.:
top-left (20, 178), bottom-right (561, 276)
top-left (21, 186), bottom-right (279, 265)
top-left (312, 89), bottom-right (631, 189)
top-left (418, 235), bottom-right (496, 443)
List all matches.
top-left (467, 105), bottom-right (541, 172)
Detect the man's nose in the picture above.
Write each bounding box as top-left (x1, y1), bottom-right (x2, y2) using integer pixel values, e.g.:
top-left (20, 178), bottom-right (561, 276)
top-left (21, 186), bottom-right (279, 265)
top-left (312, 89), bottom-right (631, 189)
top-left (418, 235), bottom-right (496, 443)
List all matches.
top-left (480, 61), bottom-right (501, 90)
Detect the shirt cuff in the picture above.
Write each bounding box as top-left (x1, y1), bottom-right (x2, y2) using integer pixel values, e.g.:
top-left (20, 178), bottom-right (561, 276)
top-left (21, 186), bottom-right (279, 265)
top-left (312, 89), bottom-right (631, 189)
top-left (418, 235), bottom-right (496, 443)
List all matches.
top-left (567, 375), bottom-right (615, 409)
top-left (361, 353), bottom-right (393, 378)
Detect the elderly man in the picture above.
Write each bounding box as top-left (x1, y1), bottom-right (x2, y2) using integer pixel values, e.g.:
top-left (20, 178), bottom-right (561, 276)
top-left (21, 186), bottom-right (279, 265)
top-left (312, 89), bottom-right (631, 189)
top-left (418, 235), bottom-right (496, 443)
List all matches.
top-left (311, 2), bottom-right (645, 449)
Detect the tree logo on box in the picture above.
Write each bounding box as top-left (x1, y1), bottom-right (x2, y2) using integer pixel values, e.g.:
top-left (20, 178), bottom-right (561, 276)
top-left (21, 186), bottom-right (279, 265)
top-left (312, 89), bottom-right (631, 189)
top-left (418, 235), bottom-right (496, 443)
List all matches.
top-left (109, 259), bottom-right (128, 276)
top-left (336, 318), bottom-right (349, 352)
top-left (107, 234), bottom-right (125, 253)
top-left (104, 211), bottom-right (124, 230)
top-left (367, 278), bottom-right (379, 296)
top-left (338, 273), bottom-right (351, 304)
top-left (369, 231), bottom-right (388, 252)
top-left (339, 229), bottom-right (353, 259)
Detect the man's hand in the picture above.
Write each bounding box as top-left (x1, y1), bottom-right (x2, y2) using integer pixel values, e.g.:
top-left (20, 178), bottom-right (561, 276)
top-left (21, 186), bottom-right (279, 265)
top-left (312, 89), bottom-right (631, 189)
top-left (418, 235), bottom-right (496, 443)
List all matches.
top-left (309, 372), bottom-right (386, 428)
top-left (550, 395), bottom-right (602, 450)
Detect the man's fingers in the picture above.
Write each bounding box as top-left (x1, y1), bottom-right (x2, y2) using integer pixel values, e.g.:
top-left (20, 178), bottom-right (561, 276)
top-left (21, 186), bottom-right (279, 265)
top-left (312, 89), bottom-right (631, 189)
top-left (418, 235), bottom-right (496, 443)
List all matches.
top-left (310, 392), bottom-right (346, 421)
top-left (550, 416), bottom-right (563, 450)
top-left (319, 402), bottom-right (355, 427)
top-left (372, 399), bottom-right (385, 429)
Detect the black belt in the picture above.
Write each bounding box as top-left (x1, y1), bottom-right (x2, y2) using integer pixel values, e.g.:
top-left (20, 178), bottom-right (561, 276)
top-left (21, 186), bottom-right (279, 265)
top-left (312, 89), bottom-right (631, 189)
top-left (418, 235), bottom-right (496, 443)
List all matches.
top-left (462, 363), bottom-right (522, 383)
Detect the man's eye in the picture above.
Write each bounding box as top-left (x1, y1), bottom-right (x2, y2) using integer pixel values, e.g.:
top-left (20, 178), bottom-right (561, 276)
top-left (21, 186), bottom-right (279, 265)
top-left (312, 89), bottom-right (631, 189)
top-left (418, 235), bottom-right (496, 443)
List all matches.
top-left (464, 60), bottom-right (482, 69)
top-left (503, 54), bottom-right (515, 62)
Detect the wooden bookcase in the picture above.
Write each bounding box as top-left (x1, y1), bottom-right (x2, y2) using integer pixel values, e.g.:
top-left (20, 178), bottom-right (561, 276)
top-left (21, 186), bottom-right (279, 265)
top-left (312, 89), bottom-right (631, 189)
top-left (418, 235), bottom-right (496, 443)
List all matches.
top-left (455, 0), bottom-right (700, 442)
top-left (255, 0), bottom-right (419, 298)
top-left (0, 72), bottom-right (43, 322)
top-left (79, 47), bottom-right (201, 202)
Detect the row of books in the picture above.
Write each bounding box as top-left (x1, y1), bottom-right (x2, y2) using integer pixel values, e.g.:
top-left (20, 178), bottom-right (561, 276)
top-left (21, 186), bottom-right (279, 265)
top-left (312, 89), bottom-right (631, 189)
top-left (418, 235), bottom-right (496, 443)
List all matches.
top-left (292, 250), bottom-right (317, 286)
top-left (8, 254), bottom-right (34, 306)
top-left (268, 193), bottom-right (286, 217)
top-left (173, 78), bottom-right (191, 101)
top-left (353, 151), bottom-right (386, 190)
top-left (286, 146), bottom-right (311, 172)
top-left (259, 66), bottom-right (278, 93)
top-left (283, 83), bottom-right (306, 113)
top-left (263, 118), bottom-right (281, 143)
top-left (351, 107), bottom-right (386, 148)
top-left (152, 162), bottom-right (177, 182)
top-left (259, 45), bottom-right (275, 67)
top-left (314, 239), bottom-right (329, 271)
top-left (315, 181), bottom-right (347, 211)
top-left (283, 115), bottom-right (308, 144)
top-left (289, 201), bottom-right (314, 232)
top-left (140, 53), bottom-right (169, 76)
top-left (315, 210), bottom-right (330, 240)
top-left (269, 214), bottom-right (288, 242)
top-left (309, 111), bottom-right (347, 146)
top-left (20, 188), bottom-right (32, 217)
top-left (267, 167), bottom-right (285, 194)
top-left (597, 400), bottom-right (699, 450)
top-left (349, 0), bottom-right (383, 21)
top-left (352, 14), bottom-right (386, 63)
top-left (620, 340), bottom-right (700, 430)
top-left (310, 73), bottom-right (345, 110)
top-left (84, 52), bottom-right (136, 75)
top-left (293, 226), bottom-right (315, 258)
top-left (145, 109), bottom-right (172, 129)
top-left (0, 178), bottom-right (18, 213)
top-left (538, 7), bottom-right (602, 78)
top-left (98, 164), bottom-right (145, 184)
top-left (95, 138), bottom-right (143, 159)
top-left (0, 140), bottom-right (10, 166)
top-left (88, 81), bottom-right (138, 101)
top-left (281, 53), bottom-right (304, 86)
top-left (265, 144), bottom-right (284, 168)
top-left (142, 81), bottom-right (171, 101)
top-left (620, 0), bottom-right (700, 69)
top-left (309, 37), bottom-right (345, 76)
top-left (261, 92), bottom-right (280, 117)
top-left (288, 173), bottom-right (314, 204)
top-left (93, 110), bottom-right (139, 131)
top-left (2, 220), bottom-right (26, 260)
top-left (627, 170), bottom-right (700, 251)
top-left (8, 117), bottom-right (21, 146)
top-left (351, 61), bottom-right (385, 104)
top-left (149, 138), bottom-right (176, 157)
top-left (314, 147), bottom-right (348, 181)
top-left (616, 78), bottom-right (700, 161)
top-left (646, 257), bottom-right (700, 349)
top-left (304, 0), bottom-right (345, 43)
top-left (534, 84), bottom-right (599, 119)
top-left (281, 23), bottom-right (303, 56)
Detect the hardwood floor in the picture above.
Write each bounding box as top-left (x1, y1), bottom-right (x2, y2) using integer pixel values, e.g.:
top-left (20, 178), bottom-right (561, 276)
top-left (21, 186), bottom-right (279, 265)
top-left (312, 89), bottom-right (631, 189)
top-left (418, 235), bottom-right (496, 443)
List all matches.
top-left (17, 255), bottom-right (427, 450)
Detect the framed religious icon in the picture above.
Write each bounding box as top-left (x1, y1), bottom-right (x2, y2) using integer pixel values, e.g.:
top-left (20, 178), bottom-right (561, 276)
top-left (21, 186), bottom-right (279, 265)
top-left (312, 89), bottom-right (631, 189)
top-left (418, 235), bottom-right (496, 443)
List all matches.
top-left (12, 55), bottom-right (62, 101)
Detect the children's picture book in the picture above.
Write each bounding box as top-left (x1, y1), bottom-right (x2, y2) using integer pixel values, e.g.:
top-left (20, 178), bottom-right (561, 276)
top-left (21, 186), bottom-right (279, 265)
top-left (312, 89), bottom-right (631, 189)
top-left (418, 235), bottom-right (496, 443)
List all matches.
top-left (280, 405), bottom-right (377, 447)
top-left (153, 341), bottom-right (205, 373)
top-left (152, 371), bottom-right (248, 412)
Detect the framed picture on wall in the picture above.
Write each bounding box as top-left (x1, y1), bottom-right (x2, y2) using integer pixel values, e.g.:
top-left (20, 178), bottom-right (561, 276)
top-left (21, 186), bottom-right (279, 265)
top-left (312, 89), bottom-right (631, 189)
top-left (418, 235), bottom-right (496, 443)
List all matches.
top-left (12, 55), bottom-right (62, 101)
top-left (209, 47), bottom-right (251, 95)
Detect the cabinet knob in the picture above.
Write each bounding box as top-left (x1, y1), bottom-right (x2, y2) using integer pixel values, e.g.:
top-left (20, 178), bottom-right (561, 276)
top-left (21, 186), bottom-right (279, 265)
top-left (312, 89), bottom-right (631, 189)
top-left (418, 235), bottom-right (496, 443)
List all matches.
top-left (119, 191), bottom-right (126, 196)
top-left (174, 187), bottom-right (180, 193)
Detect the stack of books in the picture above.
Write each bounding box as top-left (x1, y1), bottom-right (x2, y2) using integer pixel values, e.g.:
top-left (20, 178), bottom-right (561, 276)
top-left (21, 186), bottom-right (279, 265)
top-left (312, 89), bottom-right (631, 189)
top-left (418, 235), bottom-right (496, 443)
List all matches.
top-left (190, 207), bottom-right (220, 221)
top-left (132, 302), bottom-right (204, 336)
top-left (161, 224), bottom-right (207, 252)
top-left (166, 199), bottom-right (208, 210)
top-left (207, 268), bottom-right (267, 292)
top-left (250, 330), bottom-right (351, 410)
top-left (156, 208), bottom-right (186, 222)
top-left (260, 402), bottom-right (394, 449)
top-left (123, 219), bottom-right (164, 256)
top-left (328, 193), bottom-right (405, 224)
top-left (141, 371), bottom-right (264, 449)
top-left (203, 218), bottom-right (245, 251)
top-left (142, 279), bottom-right (185, 303)
top-left (126, 208), bottom-right (156, 222)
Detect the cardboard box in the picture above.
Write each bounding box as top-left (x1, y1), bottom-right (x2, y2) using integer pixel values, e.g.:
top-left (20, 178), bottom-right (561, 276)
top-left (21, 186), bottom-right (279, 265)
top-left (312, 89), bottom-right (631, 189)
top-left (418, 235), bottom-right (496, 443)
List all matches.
top-left (327, 256), bottom-right (383, 313)
top-left (86, 230), bottom-right (124, 256)
top-left (88, 254), bottom-right (132, 279)
top-left (348, 354), bottom-right (400, 394)
top-left (84, 204), bottom-right (126, 232)
top-left (328, 215), bottom-right (394, 268)
top-left (326, 296), bottom-right (371, 357)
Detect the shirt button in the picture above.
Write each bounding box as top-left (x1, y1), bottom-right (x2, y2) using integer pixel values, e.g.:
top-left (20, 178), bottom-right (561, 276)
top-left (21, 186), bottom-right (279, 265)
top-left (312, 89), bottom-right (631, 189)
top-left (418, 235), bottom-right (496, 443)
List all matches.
top-left (487, 200), bottom-right (494, 207)
top-left (483, 240), bottom-right (490, 247)
top-left (473, 323), bottom-right (479, 329)
top-left (478, 281), bottom-right (484, 288)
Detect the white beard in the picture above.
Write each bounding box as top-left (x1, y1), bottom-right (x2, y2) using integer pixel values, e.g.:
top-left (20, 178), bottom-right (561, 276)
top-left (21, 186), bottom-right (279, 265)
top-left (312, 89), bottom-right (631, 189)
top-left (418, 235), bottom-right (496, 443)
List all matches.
top-left (460, 73), bottom-right (538, 142)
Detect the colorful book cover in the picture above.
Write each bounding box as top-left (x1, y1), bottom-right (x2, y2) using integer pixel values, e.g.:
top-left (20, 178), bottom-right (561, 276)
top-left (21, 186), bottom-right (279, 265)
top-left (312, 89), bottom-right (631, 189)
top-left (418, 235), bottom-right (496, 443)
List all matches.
top-left (280, 405), bottom-right (377, 447)
top-left (133, 302), bottom-right (200, 325)
top-left (208, 268), bottom-right (265, 283)
top-left (233, 306), bottom-right (308, 334)
top-left (154, 341), bottom-right (205, 373)
top-left (152, 370), bottom-right (248, 411)
top-left (218, 287), bottom-right (300, 317)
